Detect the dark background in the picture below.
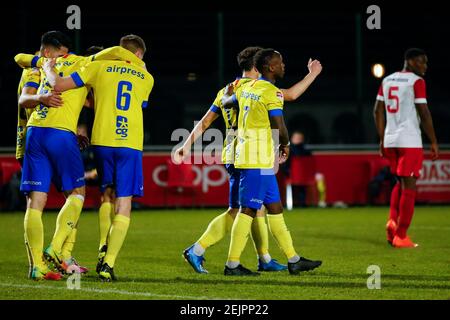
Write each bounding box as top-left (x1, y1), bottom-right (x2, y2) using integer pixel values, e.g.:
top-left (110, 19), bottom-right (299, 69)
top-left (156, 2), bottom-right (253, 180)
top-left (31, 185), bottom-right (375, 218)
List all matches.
top-left (1, 1), bottom-right (449, 148)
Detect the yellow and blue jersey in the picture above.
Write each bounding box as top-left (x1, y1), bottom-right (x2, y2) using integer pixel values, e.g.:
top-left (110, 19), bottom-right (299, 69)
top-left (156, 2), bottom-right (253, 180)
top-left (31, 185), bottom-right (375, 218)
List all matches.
top-left (27, 54), bottom-right (91, 134)
top-left (71, 60), bottom-right (154, 151)
top-left (234, 78), bottom-right (284, 169)
top-left (21, 47), bottom-right (145, 135)
top-left (210, 77), bottom-right (253, 164)
top-left (16, 68), bottom-right (40, 159)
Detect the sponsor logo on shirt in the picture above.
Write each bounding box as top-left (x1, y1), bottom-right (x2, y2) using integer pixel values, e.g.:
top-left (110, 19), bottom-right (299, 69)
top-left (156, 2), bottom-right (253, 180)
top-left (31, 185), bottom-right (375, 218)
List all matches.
top-left (106, 65), bottom-right (145, 79)
top-left (240, 91), bottom-right (261, 101)
top-left (116, 116), bottom-right (128, 138)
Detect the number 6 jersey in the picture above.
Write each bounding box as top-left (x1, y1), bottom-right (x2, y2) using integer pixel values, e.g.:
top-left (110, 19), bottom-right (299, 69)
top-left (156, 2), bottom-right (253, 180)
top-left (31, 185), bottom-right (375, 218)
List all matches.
top-left (376, 71), bottom-right (427, 148)
top-left (71, 60), bottom-right (154, 151)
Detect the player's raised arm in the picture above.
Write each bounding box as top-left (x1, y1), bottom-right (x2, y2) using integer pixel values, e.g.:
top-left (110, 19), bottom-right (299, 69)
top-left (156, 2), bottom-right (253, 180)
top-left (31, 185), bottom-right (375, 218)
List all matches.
top-left (281, 58), bottom-right (322, 101)
top-left (91, 46), bottom-right (146, 68)
top-left (14, 53), bottom-right (43, 69)
top-left (43, 58), bottom-right (78, 92)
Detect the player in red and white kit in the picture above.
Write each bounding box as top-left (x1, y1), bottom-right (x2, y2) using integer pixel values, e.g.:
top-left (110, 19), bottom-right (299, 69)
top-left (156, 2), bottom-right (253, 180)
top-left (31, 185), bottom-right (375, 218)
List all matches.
top-left (374, 48), bottom-right (439, 248)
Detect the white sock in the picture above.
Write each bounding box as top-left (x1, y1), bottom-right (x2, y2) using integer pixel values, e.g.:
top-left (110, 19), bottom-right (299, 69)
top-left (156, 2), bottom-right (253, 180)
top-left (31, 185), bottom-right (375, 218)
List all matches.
top-left (259, 254), bottom-right (272, 264)
top-left (288, 255), bottom-right (300, 263)
top-left (193, 243), bottom-right (205, 256)
top-left (226, 261), bottom-right (240, 269)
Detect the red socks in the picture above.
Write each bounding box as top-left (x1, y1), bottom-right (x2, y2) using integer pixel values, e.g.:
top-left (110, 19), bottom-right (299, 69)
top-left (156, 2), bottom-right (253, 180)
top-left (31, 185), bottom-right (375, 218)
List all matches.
top-left (389, 182), bottom-right (401, 222)
top-left (396, 189), bottom-right (416, 238)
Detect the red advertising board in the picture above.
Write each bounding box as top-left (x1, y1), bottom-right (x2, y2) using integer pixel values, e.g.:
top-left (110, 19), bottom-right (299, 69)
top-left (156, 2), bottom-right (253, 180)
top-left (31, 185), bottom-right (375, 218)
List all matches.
top-left (1, 151), bottom-right (449, 208)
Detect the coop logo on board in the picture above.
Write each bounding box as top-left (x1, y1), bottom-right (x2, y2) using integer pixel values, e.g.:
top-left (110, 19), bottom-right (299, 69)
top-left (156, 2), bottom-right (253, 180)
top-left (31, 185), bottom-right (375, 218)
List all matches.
top-left (152, 164), bottom-right (227, 193)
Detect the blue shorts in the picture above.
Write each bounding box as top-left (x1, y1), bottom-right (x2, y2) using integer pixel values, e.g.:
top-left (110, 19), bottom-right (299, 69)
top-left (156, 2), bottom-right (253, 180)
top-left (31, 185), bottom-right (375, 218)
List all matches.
top-left (93, 146), bottom-right (143, 198)
top-left (239, 169), bottom-right (281, 210)
top-left (21, 127), bottom-right (85, 194)
top-left (225, 164), bottom-right (240, 209)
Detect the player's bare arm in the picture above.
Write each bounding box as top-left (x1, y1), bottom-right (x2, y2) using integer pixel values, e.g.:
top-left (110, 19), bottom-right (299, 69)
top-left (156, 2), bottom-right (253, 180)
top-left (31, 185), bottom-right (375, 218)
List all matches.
top-left (19, 86), bottom-right (63, 109)
top-left (269, 115), bottom-right (290, 164)
top-left (175, 110), bottom-right (220, 162)
top-left (373, 100), bottom-right (386, 157)
top-left (281, 58), bottom-right (322, 101)
top-left (416, 103), bottom-right (439, 160)
top-left (43, 58), bottom-right (78, 92)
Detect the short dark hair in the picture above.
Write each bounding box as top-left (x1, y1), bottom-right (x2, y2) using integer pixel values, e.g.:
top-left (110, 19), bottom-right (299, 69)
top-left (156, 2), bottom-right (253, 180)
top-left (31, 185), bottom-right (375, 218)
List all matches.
top-left (237, 46), bottom-right (263, 71)
top-left (41, 31), bottom-right (72, 50)
top-left (254, 48), bottom-right (279, 74)
top-left (84, 46), bottom-right (104, 56)
top-left (120, 34), bottom-right (146, 54)
top-left (404, 48), bottom-right (426, 60)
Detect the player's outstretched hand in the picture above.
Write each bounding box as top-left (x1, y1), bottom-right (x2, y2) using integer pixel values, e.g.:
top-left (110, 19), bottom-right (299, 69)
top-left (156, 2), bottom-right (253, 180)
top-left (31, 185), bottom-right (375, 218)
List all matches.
top-left (431, 142), bottom-right (439, 161)
top-left (77, 134), bottom-right (90, 151)
top-left (279, 144), bottom-right (290, 164)
top-left (308, 58), bottom-right (322, 76)
top-left (40, 91), bottom-right (63, 108)
top-left (173, 146), bottom-right (190, 164)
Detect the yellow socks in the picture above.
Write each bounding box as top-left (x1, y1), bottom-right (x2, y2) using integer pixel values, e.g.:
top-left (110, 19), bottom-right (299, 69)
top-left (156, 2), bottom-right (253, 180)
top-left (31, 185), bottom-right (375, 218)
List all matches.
top-left (61, 228), bottom-right (77, 261)
top-left (267, 214), bottom-right (298, 260)
top-left (51, 195), bottom-right (84, 253)
top-left (61, 200), bottom-right (83, 260)
top-left (98, 202), bottom-right (114, 250)
top-left (104, 214), bottom-right (130, 268)
top-left (227, 213), bottom-right (253, 268)
top-left (24, 208), bottom-right (45, 268)
top-left (251, 216), bottom-right (270, 259)
top-left (198, 212), bottom-right (234, 250)
top-left (316, 174), bottom-right (326, 204)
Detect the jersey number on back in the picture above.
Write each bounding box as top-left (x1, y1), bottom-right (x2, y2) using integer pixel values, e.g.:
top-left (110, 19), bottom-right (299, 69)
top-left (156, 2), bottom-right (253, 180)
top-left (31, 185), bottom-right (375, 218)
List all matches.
top-left (115, 81), bottom-right (132, 138)
top-left (116, 81), bottom-right (132, 111)
top-left (386, 86), bottom-right (399, 113)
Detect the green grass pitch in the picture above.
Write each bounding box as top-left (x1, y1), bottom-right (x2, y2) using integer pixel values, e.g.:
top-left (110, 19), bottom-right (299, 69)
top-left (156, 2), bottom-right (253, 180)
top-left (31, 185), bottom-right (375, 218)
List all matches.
top-left (0, 207), bottom-right (449, 300)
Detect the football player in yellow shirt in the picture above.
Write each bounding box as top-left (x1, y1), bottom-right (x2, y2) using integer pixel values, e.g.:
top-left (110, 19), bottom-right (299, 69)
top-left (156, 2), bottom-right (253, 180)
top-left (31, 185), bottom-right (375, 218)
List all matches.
top-left (17, 43), bottom-right (66, 280)
top-left (222, 49), bottom-right (322, 275)
top-left (17, 31), bottom-right (73, 281)
top-left (17, 33), bottom-right (145, 279)
top-left (175, 47), bottom-right (322, 274)
top-left (43, 35), bottom-right (154, 281)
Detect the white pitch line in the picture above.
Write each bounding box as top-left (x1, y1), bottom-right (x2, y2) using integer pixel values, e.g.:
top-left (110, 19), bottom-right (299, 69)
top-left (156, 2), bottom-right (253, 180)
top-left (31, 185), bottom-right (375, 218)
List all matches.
top-left (0, 282), bottom-right (229, 300)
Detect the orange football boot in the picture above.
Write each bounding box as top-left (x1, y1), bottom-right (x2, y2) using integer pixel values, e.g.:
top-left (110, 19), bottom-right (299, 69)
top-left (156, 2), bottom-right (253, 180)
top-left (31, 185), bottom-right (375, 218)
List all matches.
top-left (392, 235), bottom-right (418, 248)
